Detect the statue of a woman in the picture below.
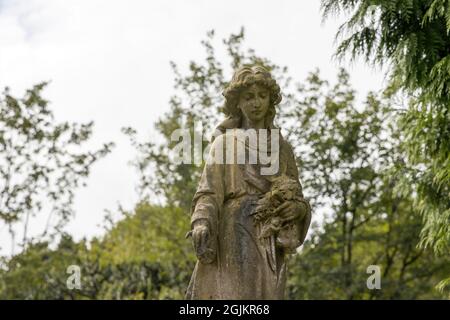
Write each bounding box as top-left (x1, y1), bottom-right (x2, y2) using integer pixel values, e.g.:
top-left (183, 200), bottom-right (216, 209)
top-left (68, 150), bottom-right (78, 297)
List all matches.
top-left (186, 65), bottom-right (311, 299)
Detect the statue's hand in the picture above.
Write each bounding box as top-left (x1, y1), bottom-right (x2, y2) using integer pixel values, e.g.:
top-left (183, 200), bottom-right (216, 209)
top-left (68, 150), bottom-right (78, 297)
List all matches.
top-left (274, 201), bottom-right (307, 224)
top-left (192, 219), bottom-right (215, 264)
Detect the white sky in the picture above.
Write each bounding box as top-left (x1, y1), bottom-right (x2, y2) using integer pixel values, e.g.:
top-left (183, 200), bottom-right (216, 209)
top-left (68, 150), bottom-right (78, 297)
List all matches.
top-left (0, 0), bottom-right (386, 255)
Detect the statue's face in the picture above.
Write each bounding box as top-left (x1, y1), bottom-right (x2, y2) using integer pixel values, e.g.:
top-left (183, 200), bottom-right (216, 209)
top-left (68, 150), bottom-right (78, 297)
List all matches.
top-left (238, 84), bottom-right (270, 125)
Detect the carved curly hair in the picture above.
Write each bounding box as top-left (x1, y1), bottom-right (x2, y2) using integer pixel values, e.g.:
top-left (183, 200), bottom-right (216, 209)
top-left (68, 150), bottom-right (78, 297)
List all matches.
top-left (213, 65), bottom-right (282, 138)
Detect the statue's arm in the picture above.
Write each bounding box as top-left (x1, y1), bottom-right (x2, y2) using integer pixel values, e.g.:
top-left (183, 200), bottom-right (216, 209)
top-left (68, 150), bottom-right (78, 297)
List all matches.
top-left (190, 135), bottom-right (225, 231)
top-left (189, 136), bottom-right (225, 263)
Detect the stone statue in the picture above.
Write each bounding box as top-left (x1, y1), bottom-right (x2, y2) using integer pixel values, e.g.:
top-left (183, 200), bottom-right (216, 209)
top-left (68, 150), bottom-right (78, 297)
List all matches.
top-left (185, 65), bottom-right (311, 299)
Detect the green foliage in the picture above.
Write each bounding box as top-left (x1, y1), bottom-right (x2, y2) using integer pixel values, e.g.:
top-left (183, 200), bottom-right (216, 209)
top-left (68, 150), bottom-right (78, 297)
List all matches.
top-left (101, 204), bottom-right (193, 268)
top-left (0, 204), bottom-right (193, 299)
top-left (0, 83), bottom-right (114, 252)
top-left (97, 203), bottom-right (194, 299)
top-left (289, 199), bottom-right (449, 299)
top-left (0, 235), bottom-right (90, 299)
top-left (321, 0), bottom-right (450, 97)
top-left (282, 70), bottom-right (448, 299)
top-left (321, 0), bottom-right (450, 273)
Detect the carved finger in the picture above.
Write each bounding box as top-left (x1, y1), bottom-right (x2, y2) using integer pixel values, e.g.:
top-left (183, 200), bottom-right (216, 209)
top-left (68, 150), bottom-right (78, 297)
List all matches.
top-left (273, 202), bottom-right (291, 215)
top-left (281, 214), bottom-right (297, 223)
top-left (280, 204), bottom-right (298, 218)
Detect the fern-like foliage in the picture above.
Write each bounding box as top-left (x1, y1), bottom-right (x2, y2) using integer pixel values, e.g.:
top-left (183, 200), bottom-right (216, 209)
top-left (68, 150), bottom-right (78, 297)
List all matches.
top-left (321, 0), bottom-right (449, 262)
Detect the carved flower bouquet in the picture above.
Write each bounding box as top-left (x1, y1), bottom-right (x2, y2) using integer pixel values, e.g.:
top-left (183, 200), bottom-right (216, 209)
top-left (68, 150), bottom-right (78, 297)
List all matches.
top-left (253, 174), bottom-right (304, 254)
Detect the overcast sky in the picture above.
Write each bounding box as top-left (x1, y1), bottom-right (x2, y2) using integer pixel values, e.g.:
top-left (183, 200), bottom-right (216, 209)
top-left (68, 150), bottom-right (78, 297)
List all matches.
top-left (0, 0), bottom-right (386, 255)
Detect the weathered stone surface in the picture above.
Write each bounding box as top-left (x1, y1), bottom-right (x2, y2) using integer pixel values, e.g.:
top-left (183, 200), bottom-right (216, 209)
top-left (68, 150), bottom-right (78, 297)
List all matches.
top-left (186, 66), bottom-right (311, 300)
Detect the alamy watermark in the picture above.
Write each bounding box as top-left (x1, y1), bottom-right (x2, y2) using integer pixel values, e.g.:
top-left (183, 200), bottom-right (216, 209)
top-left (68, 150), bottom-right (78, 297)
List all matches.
top-left (366, 265), bottom-right (381, 290)
top-left (66, 265), bottom-right (81, 290)
top-left (170, 122), bottom-right (280, 175)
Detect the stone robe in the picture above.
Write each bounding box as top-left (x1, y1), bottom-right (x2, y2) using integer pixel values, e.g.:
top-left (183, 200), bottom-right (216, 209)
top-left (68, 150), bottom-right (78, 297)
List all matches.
top-left (186, 129), bottom-right (311, 299)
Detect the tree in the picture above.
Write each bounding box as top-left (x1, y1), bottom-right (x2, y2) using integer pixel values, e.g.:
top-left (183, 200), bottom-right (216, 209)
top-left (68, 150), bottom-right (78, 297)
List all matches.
top-left (0, 83), bottom-right (113, 254)
top-left (282, 69), bottom-right (449, 299)
top-left (0, 205), bottom-right (194, 300)
top-left (0, 234), bottom-right (91, 299)
top-left (320, 0), bottom-right (450, 273)
top-left (97, 203), bottom-right (194, 299)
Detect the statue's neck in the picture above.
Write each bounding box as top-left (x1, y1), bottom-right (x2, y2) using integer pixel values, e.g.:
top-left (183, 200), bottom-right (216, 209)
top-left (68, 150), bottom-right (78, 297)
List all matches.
top-left (241, 117), bottom-right (266, 130)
